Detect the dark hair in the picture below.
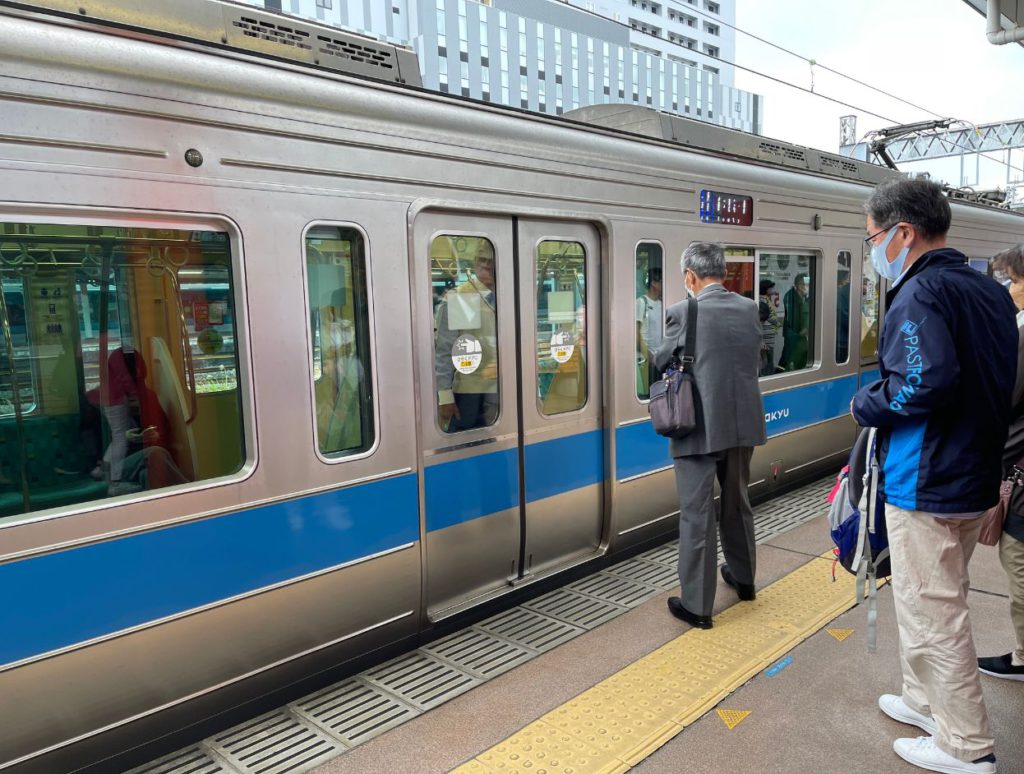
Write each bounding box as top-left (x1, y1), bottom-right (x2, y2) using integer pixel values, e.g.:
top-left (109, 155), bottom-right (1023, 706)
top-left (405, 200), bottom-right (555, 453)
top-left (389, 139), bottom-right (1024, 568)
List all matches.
top-left (647, 266), bottom-right (662, 287)
top-left (864, 177), bottom-right (951, 240)
top-left (759, 279), bottom-right (775, 294)
top-left (993, 244), bottom-right (1024, 279)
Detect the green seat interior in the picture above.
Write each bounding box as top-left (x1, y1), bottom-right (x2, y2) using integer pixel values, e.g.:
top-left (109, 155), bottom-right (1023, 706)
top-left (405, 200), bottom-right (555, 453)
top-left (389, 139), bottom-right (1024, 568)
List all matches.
top-left (0, 414), bottom-right (107, 518)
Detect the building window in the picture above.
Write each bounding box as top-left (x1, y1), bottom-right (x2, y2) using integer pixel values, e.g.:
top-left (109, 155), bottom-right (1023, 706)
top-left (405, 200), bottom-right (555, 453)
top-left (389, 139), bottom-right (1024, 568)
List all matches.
top-left (316, 0), bottom-right (332, 8)
top-left (705, 0), bottom-right (720, 13)
top-left (705, 44), bottom-right (719, 57)
top-left (705, 22), bottom-right (720, 35)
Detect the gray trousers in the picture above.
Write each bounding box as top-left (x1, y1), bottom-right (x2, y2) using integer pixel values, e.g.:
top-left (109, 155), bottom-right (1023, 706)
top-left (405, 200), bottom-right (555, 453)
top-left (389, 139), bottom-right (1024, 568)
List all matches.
top-left (673, 447), bottom-right (756, 617)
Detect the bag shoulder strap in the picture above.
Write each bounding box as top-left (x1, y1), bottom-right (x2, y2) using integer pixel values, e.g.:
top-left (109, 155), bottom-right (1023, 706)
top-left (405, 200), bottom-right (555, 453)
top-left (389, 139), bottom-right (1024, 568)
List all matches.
top-left (677, 298), bottom-right (698, 372)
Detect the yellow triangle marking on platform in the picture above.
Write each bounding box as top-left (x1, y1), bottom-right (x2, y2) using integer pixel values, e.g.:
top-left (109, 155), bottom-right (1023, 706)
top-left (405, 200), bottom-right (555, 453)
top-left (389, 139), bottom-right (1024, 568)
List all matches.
top-left (717, 709), bottom-right (751, 730)
top-left (827, 627), bottom-right (855, 641)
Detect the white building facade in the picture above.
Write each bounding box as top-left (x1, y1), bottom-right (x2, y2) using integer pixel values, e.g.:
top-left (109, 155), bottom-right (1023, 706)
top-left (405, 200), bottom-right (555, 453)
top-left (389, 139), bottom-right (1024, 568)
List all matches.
top-left (243, 0), bottom-right (761, 133)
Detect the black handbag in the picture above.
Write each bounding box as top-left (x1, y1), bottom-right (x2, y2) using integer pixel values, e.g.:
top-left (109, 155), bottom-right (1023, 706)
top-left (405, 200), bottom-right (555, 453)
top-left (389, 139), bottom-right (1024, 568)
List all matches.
top-left (649, 298), bottom-right (698, 439)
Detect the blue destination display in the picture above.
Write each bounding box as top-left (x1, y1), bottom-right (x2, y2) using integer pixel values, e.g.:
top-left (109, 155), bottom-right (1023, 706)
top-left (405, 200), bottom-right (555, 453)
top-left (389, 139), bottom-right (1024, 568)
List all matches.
top-left (699, 189), bottom-right (754, 226)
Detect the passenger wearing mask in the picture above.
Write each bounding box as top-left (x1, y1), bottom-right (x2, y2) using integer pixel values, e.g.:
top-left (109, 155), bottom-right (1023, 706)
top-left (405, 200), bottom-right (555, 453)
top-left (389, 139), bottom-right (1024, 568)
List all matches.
top-left (434, 245), bottom-right (498, 432)
top-left (654, 242), bottom-right (766, 630)
top-left (780, 274), bottom-right (810, 370)
top-left (977, 243), bottom-right (1024, 684)
top-left (852, 177), bottom-right (1016, 774)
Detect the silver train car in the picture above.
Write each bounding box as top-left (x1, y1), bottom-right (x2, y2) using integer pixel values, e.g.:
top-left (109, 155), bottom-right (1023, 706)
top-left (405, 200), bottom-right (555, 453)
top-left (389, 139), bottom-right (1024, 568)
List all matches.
top-left (0, 2), bottom-right (1021, 771)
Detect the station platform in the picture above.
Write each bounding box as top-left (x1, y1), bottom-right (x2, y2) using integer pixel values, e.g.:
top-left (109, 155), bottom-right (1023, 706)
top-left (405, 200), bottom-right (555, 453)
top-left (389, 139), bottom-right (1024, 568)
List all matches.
top-left (135, 477), bottom-right (1023, 774)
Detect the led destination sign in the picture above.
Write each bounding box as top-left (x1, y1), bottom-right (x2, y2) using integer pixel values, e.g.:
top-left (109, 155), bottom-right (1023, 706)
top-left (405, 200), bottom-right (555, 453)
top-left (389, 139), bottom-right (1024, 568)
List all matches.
top-left (699, 189), bottom-right (754, 226)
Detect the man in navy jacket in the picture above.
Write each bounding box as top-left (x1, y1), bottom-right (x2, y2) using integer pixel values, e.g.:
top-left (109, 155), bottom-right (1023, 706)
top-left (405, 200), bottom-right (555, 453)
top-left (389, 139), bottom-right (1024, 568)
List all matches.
top-left (852, 177), bottom-right (1016, 774)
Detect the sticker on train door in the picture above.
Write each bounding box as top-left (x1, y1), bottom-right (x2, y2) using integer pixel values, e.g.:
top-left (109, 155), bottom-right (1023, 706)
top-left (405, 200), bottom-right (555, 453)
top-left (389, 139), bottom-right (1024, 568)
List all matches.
top-left (452, 333), bottom-right (483, 374)
top-left (550, 330), bottom-right (575, 364)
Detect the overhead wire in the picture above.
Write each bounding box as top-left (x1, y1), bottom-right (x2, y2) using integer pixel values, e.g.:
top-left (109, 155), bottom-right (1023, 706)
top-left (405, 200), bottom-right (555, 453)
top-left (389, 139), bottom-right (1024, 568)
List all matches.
top-left (661, 0), bottom-right (1024, 179)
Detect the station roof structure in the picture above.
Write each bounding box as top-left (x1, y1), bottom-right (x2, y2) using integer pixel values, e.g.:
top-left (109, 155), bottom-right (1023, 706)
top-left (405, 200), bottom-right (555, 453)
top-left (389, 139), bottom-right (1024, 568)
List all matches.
top-left (962, 0), bottom-right (1024, 46)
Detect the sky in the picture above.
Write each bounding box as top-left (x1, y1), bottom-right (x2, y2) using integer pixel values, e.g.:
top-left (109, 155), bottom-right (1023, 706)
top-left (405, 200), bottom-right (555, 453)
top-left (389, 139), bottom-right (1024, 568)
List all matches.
top-left (734, 0), bottom-right (1024, 191)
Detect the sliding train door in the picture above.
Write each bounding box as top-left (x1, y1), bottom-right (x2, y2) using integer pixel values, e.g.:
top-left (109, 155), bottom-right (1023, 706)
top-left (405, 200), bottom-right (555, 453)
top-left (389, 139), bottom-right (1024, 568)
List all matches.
top-left (413, 212), bottom-right (604, 620)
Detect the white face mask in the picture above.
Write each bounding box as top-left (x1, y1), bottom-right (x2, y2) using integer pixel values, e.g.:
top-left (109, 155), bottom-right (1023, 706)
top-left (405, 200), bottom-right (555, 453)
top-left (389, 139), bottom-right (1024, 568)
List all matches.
top-left (329, 321), bottom-right (354, 349)
top-left (870, 225), bottom-right (911, 282)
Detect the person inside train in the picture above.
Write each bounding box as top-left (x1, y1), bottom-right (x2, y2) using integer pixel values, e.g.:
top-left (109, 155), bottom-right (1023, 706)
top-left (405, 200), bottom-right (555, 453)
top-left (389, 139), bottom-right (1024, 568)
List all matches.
top-left (757, 278), bottom-right (781, 376)
top-left (852, 177), bottom-right (1015, 774)
top-left (836, 269), bottom-right (851, 363)
top-left (779, 274), bottom-right (810, 370)
top-left (635, 266), bottom-right (663, 397)
top-left (977, 243), bottom-right (1024, 684)
top-left (654, 242), bottom-right (766, 630)
top-left (86, 344), bottom-right (188, 496)
top-left (434, 243), bottom-right (498, 433)
top-left (315, 292), bottom-right (366, 453)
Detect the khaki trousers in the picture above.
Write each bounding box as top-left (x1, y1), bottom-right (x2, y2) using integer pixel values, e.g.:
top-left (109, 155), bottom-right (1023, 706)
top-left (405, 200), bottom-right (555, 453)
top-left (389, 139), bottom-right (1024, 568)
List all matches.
top-left (886, 504), bottom-right (994, 762)
top-left (1000, 530), bottom-right (1024, 664)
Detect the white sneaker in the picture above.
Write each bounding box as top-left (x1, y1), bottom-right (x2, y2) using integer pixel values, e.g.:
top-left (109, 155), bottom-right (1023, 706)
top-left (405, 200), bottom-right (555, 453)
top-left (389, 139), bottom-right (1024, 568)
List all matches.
top-left (879, 693), bottom-right (938, 736)
top-left (893, 736), bottom-right (996, 773)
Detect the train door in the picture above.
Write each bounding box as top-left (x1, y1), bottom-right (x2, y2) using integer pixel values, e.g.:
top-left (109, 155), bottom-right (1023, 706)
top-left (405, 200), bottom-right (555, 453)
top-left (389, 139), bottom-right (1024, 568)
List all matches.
top-left (413, 212), bottom-right (604, 619)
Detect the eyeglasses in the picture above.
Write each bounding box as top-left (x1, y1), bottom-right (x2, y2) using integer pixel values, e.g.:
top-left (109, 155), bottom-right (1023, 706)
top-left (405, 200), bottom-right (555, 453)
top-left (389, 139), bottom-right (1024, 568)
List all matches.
top-left (863, 226), bottom-right (890, 247)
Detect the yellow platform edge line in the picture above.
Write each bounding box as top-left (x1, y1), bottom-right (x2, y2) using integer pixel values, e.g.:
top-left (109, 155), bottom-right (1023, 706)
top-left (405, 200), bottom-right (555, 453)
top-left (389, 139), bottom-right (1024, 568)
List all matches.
top-left (452, 554), bottom-right (872, 773)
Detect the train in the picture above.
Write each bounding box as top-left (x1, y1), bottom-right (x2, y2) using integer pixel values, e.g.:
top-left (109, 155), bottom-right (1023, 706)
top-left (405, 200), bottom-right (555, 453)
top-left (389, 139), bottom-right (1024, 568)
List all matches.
top-left (1, 1), bottom-right (1022, 771)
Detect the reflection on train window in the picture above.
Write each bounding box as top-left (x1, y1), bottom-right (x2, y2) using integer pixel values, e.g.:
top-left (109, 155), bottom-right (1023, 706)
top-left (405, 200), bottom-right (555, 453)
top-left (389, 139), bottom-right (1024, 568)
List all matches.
top-left (758, 252), bottom-right (816, 374)
top-left (724, 247), bottom-right (755, 297)
top-left (861, 246), bottom-right (880, 362)
top-left (0, 222), bottom-right (245, 525)
top-left (836, 251), bottom-right (852, 365)
top-left (537, 240), bottom-right (587, 415)
top-left (431, 235), bottom-right (498, 433)
top-left (635, 242), bottom-right (663, 400)
top-left (306, 226), bottom-right (374, 457)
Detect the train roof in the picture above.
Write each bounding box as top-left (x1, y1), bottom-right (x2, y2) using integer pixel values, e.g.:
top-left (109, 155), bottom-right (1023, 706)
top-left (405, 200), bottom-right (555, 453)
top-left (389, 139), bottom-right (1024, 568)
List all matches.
top-left (3, 0), bottom-right (1021, 218)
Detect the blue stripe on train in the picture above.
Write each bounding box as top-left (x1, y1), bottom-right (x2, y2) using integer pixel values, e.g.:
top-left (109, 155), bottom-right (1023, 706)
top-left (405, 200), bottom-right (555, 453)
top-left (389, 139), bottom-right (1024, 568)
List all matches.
top-left (0, 473), bottom-right (419, 667)
top-left (614, 374), bottom-right (861, 480)
top-left (424, 430), bottom-right (604, 532)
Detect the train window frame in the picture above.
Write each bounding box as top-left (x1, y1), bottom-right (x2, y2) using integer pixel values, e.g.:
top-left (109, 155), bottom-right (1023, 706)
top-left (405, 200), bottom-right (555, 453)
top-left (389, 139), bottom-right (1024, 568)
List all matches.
top-left (301, 220), bottom-right (381, 464)
top-left (860, 243), bottom-right (882, 366)
top-left (835, 250), bottom-right (853, 367)
top-left (634, 239), bottom-right (665, 405)
top-left (534, 235), bottom-right (589, 418)
top-left (0, 208), bottom-right (257, 532)
top-left (753, 248), bottom-right (821, 378)
top-left (428, 230), bottom-right (503, 435)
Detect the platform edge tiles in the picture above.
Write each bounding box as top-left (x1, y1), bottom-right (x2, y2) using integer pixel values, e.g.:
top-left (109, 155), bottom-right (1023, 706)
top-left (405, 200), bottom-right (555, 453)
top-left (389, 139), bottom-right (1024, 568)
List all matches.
top-left (454, 554), bottom-right (868, 773)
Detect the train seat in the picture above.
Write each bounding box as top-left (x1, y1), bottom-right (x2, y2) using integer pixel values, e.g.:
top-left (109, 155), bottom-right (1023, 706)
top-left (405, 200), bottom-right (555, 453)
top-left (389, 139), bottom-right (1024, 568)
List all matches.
top-left (0, 413), bottom-right (106, 517)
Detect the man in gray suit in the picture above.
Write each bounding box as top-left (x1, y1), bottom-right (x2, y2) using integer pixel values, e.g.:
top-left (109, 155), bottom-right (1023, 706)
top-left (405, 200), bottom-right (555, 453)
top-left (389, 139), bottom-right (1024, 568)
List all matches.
top-left (655, 242), bottom-right (767, 629)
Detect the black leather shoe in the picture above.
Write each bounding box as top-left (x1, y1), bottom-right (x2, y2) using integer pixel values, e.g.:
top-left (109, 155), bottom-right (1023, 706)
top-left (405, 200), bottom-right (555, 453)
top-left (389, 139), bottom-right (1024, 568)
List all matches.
top-left (667, 597), bottom-right (713, 629)
top-left (721, 564), bottom-right (756, 601)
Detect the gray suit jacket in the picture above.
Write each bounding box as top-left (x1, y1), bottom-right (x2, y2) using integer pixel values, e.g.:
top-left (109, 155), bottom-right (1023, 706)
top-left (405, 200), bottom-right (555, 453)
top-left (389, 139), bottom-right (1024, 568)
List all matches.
top-left (654, 284), bottom-right (767, 457)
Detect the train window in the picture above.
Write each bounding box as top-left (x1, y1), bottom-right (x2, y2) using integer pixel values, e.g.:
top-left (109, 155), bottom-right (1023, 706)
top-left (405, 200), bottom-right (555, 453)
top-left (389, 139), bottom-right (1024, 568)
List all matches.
top-left (537, 240), bottom-right (587, 415)
top-left (431, 235), bottom-right (499, 433)
top-left (306, 226), bottom-right (375, 457)
top-left (0, 222), bottom-right (245, 525)
top-left (724, 247), bottom-right (755, 297)
top-left (860, 246), bottom-right (881, 362)
top-left (758, 252), bottom-right (816, 374)
top-left (635, 242), bottom-right (663, 400)
top-left (836, 251), bottom-right (852, 365)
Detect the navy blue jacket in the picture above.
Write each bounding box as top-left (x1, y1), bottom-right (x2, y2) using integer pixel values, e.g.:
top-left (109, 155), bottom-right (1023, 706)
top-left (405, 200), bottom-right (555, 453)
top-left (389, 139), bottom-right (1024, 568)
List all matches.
top-left (852, 248), bottom-right (1018, 513)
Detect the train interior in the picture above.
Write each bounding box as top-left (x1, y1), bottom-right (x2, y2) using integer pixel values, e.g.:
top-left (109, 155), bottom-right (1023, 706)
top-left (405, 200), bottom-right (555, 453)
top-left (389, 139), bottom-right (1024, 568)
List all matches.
top-left (0, 224), bottom-right (245, 523)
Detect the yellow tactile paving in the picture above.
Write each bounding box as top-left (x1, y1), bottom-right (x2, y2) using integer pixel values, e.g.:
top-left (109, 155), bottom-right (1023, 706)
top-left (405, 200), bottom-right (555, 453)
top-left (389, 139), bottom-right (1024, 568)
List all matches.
top-left (827, 627), bottom-right (855, 641)
top-left (452, 555), bottom-right (867, 774)
top-left (716, 709), bottom-right (752, 730)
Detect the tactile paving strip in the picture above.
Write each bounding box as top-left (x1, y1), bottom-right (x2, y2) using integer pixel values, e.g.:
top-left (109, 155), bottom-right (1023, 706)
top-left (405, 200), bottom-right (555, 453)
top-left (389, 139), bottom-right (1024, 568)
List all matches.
top-left (453, 554), bottom-right (864, 773)
top-left (129, 475), bottom-right (834, 774)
